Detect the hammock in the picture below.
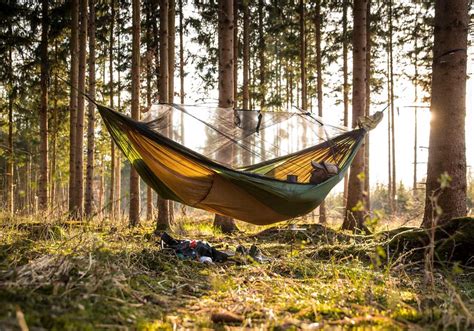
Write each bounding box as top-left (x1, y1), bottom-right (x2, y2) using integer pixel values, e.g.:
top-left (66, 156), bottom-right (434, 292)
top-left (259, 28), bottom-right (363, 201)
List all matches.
top-left (98, 103), bottom-right (382, 225)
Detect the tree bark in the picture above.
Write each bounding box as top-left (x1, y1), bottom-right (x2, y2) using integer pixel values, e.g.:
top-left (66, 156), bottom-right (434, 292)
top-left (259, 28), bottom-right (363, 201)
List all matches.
top-left (179, 0), bottom-right (184, 104)
top-left (39, 0), bottom-right (49, 211)
top-left (74, 0), bottom-right (88, 218)
top-left (422, 0), bottom-right (468, 227)
top-left (109, 0), bottom-right (116, 219)
top-left (342, 0), bottom-right (349, 204)
top-left (129, 0), bottom-right (141, 226)
top-left (214, 0), bottom-right (238, 234)
top-left (7, 35), bottom-right (14, 215)
top-left (69, 0), bottom-right (79, 215)
top-left (243, 0), bottom-right (250, 110)
top-left (85, 0), bottom-right (96, 217)
top-left (168, 0), bottom-right (175, 103)
top-left (364, 0), bottom-right (371, 211)
top-left (343, 0), bottom-right (367, 232)
top-left (389, 0), bottom-right (396, 213)
top-left (156, 0), bottom-right (171, 232)
top-left (315, 0), bottom-right (326, 224)
top-left (146, 2), bottom-right (154, 221)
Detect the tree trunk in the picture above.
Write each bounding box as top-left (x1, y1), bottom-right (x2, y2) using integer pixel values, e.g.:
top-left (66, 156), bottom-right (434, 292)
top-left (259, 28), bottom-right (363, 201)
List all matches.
top-left (156, 0), bottom-right (171, 232)
top-left (85, 0), bottom-right (96, 217)
top-left (115, 5), bottom-right (122, 219)
top-left (343, 0), bottom-right (367, 232)
top-left (233, 0), bottom-right (238, 109)
top-left (129, 0), bottom-right (141, 226)
top-left (214, 0), bottom-right (238, 234)
top-left (39, 0), bottom-right (49, 211)
top-left (364, 0), bottom-right (371, 211)
top-left (389, 0), bottom-right (396, 213)
top-left (315, 0), bottom-right (326, 224)
top-left (7, 38), bottom-right (14, 215)
top-left (422, 0), bottom-right (468, 227)
top-left (109, 0), bottom-right (116, 219)
top-left (299, 0), bottom-right (306, 111)
top-left (74, 0), bottom-right (88, 218)
top-left (50, 43), bottom-right (59, 208)
top-left (168, 0), bottom-right (176, 225)
top-left (342, 0), bottom-right (349, 204)
top-left (243, 0), bottom-right (250, 110)
top-left (146, 3), bottom-right (154, 221)
top-left (179, 0), bottom-right (184, 104)
top-left (69, 0), bottom-right (79, 215)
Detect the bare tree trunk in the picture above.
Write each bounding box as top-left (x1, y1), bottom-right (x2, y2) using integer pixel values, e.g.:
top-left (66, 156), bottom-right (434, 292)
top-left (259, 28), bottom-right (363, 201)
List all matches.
top-left (7, 38), bottom-right (14, 215)
top-left (50, 43), bottom-right (59, 208)
top-left (146, 2), bottom-right (154, 221)
top-left (389, 0), bottom-right (396, 213)
top-left (422, 0), bottom-right (468, 226)
top-left (69, 0), bottom-right (79, 215)
top-left (168, 0), bottom-right (176, 225)
top-left (342, 0), bottom-right (349, 204)
top-left (315, 0), bottom-right (326, 224)
top-left (214, 0), bottom-right (238, 234)
top-left (233, 0), bottom-right (238, 109)
top-left (85, 0), bottom-right (96, 217)
top-left (39, 0), bottom-right (49, 211)
top-left (156, 0), bottom-right (171, 232)
top-left (179, 0), bottom-right (184, 104)
top-left (74, 0), bottom-right (88, 218)
top-left (364, 0), bottom-right (371, 211)
top-left (343, 0), bottom-right (367, 232)
top-left (413, 9), bottom-right (419, 191)
top-left (299, 0), bottom-right (306, 111)
top-left (243, 0), bottom-right (250, 110)
top-left (386, 29), bottom-right (392, 214)
top-left (115, 5), bottom-right (122, 219)
top-left (129, 0), bottom-right (141, 226)
top-left (109, 0), bottom-right (116, 219)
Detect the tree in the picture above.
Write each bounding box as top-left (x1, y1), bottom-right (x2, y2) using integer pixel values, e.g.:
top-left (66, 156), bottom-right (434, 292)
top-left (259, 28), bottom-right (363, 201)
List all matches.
top-left (342, 0), bottom-right (349, 203)
top-left (85, 0), bottom-right (96, 217)
top-left (109, 0), bottom-right (116, 219)
top-left (156, 0), bottom-right (171, 231)
top-left (315, 0), bottom-right (326, 224)
top-left (422, 0), bottom-right (468, 226)
top-left (213, 0), bottom-right (238, 234)
top-left (343, 0), bottom-right (367, 232)
top-left (129, 0), bottom-right (141, 226)
top-left (69, 0), bottom-right (79, 215)
top-left (74, 0), bottom-right (88, 218)
top-left (39, 0), bottom-right (49, 210)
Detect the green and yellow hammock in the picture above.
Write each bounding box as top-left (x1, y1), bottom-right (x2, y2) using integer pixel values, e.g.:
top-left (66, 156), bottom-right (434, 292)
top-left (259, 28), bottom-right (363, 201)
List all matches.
top-left (98, 104), bottom-right (381, 225)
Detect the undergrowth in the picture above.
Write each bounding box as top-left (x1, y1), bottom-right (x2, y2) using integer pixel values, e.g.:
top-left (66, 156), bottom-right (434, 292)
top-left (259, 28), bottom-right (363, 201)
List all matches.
top-left (0, 214), bottom-right (472, 330)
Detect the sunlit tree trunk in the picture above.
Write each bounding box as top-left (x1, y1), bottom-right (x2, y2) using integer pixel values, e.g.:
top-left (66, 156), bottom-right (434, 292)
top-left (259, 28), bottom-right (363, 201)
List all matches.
top-left (233, 0), bottom-right (238, 109)
top-left (156, 0), bottom-right (171, 231)
top-left (109, 0), bottom-right (116, 219)
top-left (214, 0), bottom-right (238, 234)
top-left (168, 0), bottom-right (176, 224)
top-left (179, 0), bottom-right (184, 104)
top-left (129, 0), bottom-right (141, 226)
top-left (342, 0), bottom-right (349, 204)
top-left (422, 0), bottom-right (468, 226)
top-left (364, 0), bottom-right (371, 211)
top-left (389, 0), bottom-right (396, 213)
top-left (315, 0), bottom-right (326, 224)
top-left (85, 0), bottom-right (96, 217)
top-left (50, 43), bottom-right (59, 208)
top-left (146, 2), bottom-right (154, 221)
top-left (243, 0), bottom-right (250, 110)
top-left (69, 0), bottom-right (79, 215)
top-left (74, 0), bottom-right (88, 218)
top-left (39, 0), bottom-right (49, 211)
top-left (343, 0), bottom-right (367, 232)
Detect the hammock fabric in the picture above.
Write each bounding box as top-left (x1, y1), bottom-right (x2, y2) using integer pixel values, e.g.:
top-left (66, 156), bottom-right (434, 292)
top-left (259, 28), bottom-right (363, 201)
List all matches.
top-left (98, 104), bottom-right (376, 225)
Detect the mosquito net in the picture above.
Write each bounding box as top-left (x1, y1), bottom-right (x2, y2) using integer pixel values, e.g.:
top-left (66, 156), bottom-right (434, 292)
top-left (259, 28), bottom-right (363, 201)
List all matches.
top-left (141, 104), bottom-right (349, 169)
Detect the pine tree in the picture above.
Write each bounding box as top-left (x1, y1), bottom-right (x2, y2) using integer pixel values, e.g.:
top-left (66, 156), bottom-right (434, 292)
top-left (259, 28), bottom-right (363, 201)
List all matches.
top-left (129, 0), bottom-right (141, 226)
top-left (422, 0), bottom-right (468, 226)
top-left (85, 0), bottom-right (96, 217)
top-left (39, 0), bottom-right (49, 210)
top-left (343, 0), bottom-right (367, 232)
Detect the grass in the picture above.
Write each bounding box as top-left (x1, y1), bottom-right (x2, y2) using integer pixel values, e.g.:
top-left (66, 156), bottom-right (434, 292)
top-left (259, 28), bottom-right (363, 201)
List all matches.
top-left (0, 213), bottom-right (473, 330)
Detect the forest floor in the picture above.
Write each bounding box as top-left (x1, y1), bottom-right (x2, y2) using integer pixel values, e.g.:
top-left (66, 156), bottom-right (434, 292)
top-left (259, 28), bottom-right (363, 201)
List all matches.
top-left (0, 214), bottom-right (473, 330)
